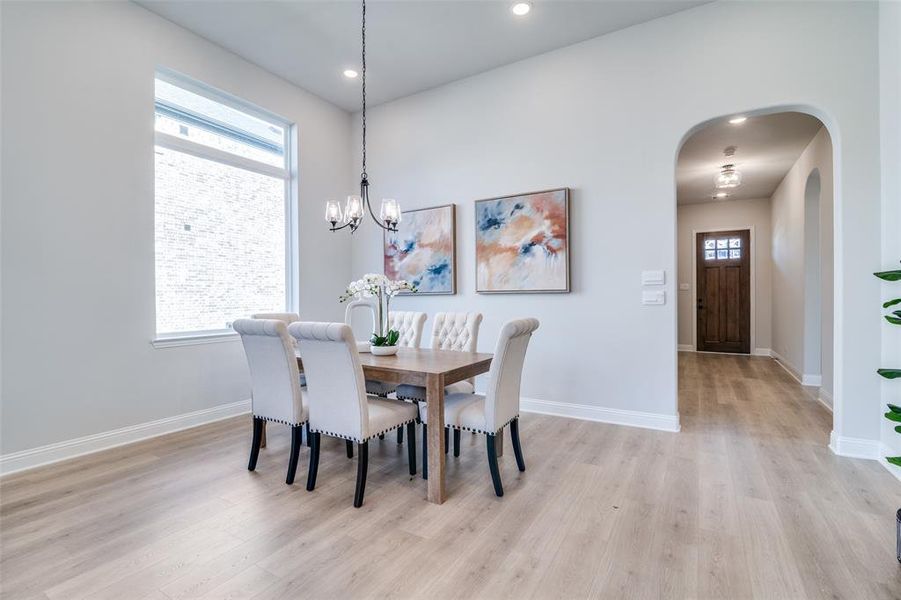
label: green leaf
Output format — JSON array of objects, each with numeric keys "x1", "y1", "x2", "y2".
[
  {"x1": 874, "y1": 270, "x2": 901, "y2": 281},
  {"x1": 888, "y1": 456, "x2": 901, "y2": 467},
  {"x1": 884, "y1": 298, "x2": 901, "y2": 309},
  {"x1": 878, "y1": 368, "x2": 901, "y2": 379},
  {"x1": 370, "y1": 333, "x2": 387, "y2": 346},
  {"x1": 886, "y1": 411, "x2": 901, "y2": 423},
  {"x1": 889, "y1": 404, "x2": 901, "y2": 414},
  {"x1": 885, "y1": 315, "x2": 901, "y2": 325},
  {"x1": 386, "y1": 329, "x2": 399, "y2": 346},
  {"x1": 895, "y1": 425, "x2": 901, "y2": 434}
]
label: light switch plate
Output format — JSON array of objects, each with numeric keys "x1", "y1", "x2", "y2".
[
  {"x1": 642, "y1": 290, "x2": 665, "y2": 305},
  {"x1": 679, "y1": 283, "x2": 690, "y2": 291},
  {"x1": 642, "y1": 270, "x2": 665, "y2": 286}
]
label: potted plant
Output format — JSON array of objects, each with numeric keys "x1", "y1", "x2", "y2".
[
  {"x1": 875, "y1": 262, "x2": 901, "y2": 563},
  {"x1": 340, "y1": 273, "x2": 416, "y2": 356}
]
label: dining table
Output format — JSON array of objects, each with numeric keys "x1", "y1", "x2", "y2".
[{"x1": 294, "y1": 346, "x2": 493, "y2": 504}]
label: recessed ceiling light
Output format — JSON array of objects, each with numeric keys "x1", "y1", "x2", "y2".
[
  {"x1": 715, "y1": 191, "x2": 729, "y2": 199},
  {"x1": 729, "y1": 116, "x2": 747, "y2": 124},
  {"x1": 343, "y1": 69, "x2": 358, "y2": 79},
  {"x1": 511, "y1": 2, "x2": 531, "y2": 16}
]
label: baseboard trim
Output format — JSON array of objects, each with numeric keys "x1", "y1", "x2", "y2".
[
  {"x1": 521, "y1": 397, "x2": 680, "y2": 433},
  {"x1": 770, "y1": 350, "x2": 802, "y2": 384},
  {"x1": 801, "y1": 373, "x2": 822, "y2": 387},
  {"x1": 677, "y1": 344, "x2": 694, "y2": 352},
  {"x1": 829, "y1": 432, "x2": 882, "y2": 460},
  {"x1": 0, "y1": 399, "x2": 251, "y2": 476},
  {"x1": 753, "y1": 348, "x2": 772, "y2": 357},
  {"x1": 817, "y1": 389, "x2": 834, "y2": 412}
]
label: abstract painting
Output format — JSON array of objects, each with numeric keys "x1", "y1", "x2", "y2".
[
  {"x1": 384, "y1": 204, "x2": 456, "y2": 294},
  {"x1": 475, "y1": 188, "x2": 570, "y2": 293}
]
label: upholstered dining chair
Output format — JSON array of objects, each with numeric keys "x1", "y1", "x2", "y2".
[
  {"x1": 396, "y1": 312, "x2": 483, "y2": 455},
  {"x1": 418, "y1": 318, "x2": 539, "y2": 496},
  {"x1": 364, "y1": 310, "x2": 427, "y2": 399},
  {"x1": 233, "y1": 318, "x2": 309, "y2": 485},
  {"x1": 289, "y1": 322, "x2": 419, "y2": 508}
]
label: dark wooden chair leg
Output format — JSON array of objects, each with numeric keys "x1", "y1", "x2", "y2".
[
  {"x1": 397, "y1": 426, "x2": 404, "y2": 444},
  {"x1": 346, "y1": 440, "x2": 354, "y2": 459},
  {"x1": 445, "y1": 427, "x2": 449, "y2": 454},
  {"x1": 406, "y1": 422, "x2": 417, "y2": 476},
  {"x1": 453, "y1": 429, "x2": 461, "y2": 457},
  {"x1": 353, "y1": 441, "x2": 369, "y2": 508},
  {"x1": 306, "y1": 432, "x2": 321, "y2": 491},
  {"x1": 305, "y1": 422, "x2": 311, "y2": 448},
  {"x1": 510, "y1": 417, "x2": 526, "y2": 472},
  {"x1": 286, "y1": 424, "x2": 303, "y2": 484},
  {"x1": 486, "y1": 434, "x2": 504, "y2": 497},
  {"x1": 248, "y1": 417, "x2": 264, "y2": 471},
  {"x1": 422, "y1": 424, "x2": 428, "y2": 480}
]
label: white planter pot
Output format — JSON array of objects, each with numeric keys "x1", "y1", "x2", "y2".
[{"x1": 370, "y1": 345, "x2": 399, "y2": 356}]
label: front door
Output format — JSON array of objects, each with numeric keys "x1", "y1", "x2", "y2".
[{"x1": 696, "y1": 229, "x2": 750, "y2": 354}]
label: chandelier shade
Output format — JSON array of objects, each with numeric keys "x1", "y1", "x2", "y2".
[{"x1": 715, "y1": 164, "x2": 742, "y2": 189}]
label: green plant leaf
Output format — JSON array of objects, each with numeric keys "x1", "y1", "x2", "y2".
[
  {"x1": 874, "y1": 270, "x2": 901, "y2": 281},
  {"x1": 888, "y1": 456, "x2": 901, "y2": 467},
  {"x1": 885, "y1": 298, "x2": 901, "y2": 309},
  {"x1": 885, "y1": 315, "x2": 901, "y2": 325},
  {"x1": 895, "y1": 425, "x2": 901, "y2": 434},
  {"x1": 878, "y1": 368, "x2": 901, "y2": 379},
  {"x1": 370, "y1": 333, "x2": 387, "y2": 346},
  {"x1": 386, "y1": 329, "x2": 399, "y2": 346},
  {"x1": 886, "y1": 411, "x2": 901, "y2": 423},
  {"x1": 889, "y1": 403, "x2": 901, "y2": 414}
]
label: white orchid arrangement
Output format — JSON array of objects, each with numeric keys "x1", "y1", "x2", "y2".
[{"x1": 339, "y1": 273, "x2": 417, "y2": 346}]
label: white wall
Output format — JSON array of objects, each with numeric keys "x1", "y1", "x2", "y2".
[
  {"x1": 676, "y1": 198, "x2": 772, "y2": 353},
  {"x1": 350, "y1": 1, "x2": 882, "y2": 443},
  {"x1": 771, "y1": 127, "x2": 834, "y2": 400},
  {"x1": 880, "y1": 0, "x2": 901, "y2": 462},
  {"x1": 0, "y1": 1, "x2": 352, "y2": 455}
]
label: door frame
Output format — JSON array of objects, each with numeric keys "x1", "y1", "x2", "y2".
[{"x1": 691, "y1": 224, "x2": 757, "y2": 354}]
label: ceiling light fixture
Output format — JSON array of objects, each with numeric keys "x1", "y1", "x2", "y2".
[
  {"x1": 715, "y1": 146, "x2": 742, "y2": 189},
  {"x1": 326, "y1": 0, "x2": 400, "y2": 234},
  {"x1": 729, "y1": 116, "x2": 747, "y2": 124},
  {"x1": 714, "y1": 191, "x2": 729, "y2": 199},
  {"x1": 511, "y1": 2, "x2": 531, "y2": 16},
  {"x1": 343, "y1": 69, "x2": 358, "y2": 78}
]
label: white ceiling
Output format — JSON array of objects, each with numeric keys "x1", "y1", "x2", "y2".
[
  {"x1": 676, "y1": 112, "x2": 824, "y2": 205},
  {"x1": 135, "y1": 0, "x2": 709, "y2": 112}
]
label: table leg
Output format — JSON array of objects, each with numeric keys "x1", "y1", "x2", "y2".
[
  {"x1": 260, "y1": 421, "x2": 267, "y2": 449},
  {"x1": 496, "y1": 427, "x2": 504, "y2": 457},
  {"x1": 426, "y1": 373, "x2": 446, "y2": 504}
]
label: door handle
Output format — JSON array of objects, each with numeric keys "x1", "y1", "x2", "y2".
[{"x1": 697, "y1": 298, "x2": 704, "y2": 311}]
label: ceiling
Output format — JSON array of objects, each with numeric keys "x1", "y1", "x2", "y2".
[
  {"x1": 676, "y1": 112, "x2": 824, "y2": 205},
  {"x1": 135, "y1": 0, "x2": 709, "y2": 111}
]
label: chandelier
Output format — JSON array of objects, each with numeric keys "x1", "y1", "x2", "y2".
[
  {"x1": 325, "y1": 0, "x2": 400, "y2": 234},
  {"x1": 715, "y1": 146, "x2": 742, "y2": 189}
]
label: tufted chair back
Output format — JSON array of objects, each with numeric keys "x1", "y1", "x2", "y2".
[
  {"x1": 251, "y1": 312, "x2": 300, "y2": 324},
  {"x1": 387, "y1": 311, "x2": 427, "y2": 348},
  {"x1": 233, "y1": 319, "x2": 305, "y2": 425},
  {"x1": 431, "y1": 312, "x2": 483, "y2": 385},
  {"x1": 484, "y1": 318, "x2": 540, "y2": 433},
  {"x1": 289, "y1": 322, "x2": 370, "y2": 441}
]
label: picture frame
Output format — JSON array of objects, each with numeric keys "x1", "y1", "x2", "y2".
[{"x1": 383, "y1": 203, "x2": 457, "y2": 295}]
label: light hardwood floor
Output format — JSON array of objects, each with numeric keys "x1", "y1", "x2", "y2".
[{"x1": 2, "y1": 353, "x2": 900, "y2": 599}]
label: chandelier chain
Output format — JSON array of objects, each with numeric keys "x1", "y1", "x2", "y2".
[{"x1": 361, "y1": 0, "x2": 367, "y2": 179}]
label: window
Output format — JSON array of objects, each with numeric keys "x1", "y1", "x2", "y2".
[
  {"x1": 703, "y1": 237, "x2": 741, "y2": 261},
  {"x1": 154, "y1": 71, "x2": 294, "y2": 339}
]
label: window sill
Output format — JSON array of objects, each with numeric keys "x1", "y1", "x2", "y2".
[{"x1": 151, "y1": 331, "x2": 239, "y2": 349}]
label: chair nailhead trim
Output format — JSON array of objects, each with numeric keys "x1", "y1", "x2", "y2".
[
  {"x1": 254, "y1": 415, "x2": 309, "y2": 427},
  {"x1": 311, "y1": 418, "x2": 417, "y2": 443},
  {"x1": 432, "y1": 415, "x2": 519, "y2": 436}
]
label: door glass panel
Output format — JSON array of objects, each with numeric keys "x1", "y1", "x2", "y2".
[
  {"x1": 705, "y1": 250, "x2": 716, "y2": 260},
  {"x1": 716, "y1": 239, "x2": 727, "y2": 249},
  {"x1": 729, "y1": 238, "x2": 741, "y2": 248},
  {"x1": 730, "y1": 249, "x2": 741, "y2": 259},
  {"x1": 704, "y1": 240, "x2": 715, "y2": 250},
  {"x1": 717, "y1": 249, "x2": 728, "y2": 259}
]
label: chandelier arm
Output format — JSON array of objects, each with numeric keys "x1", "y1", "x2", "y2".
[{"x1": 361, "y1": 177, "x2": 396, "y2": 232}]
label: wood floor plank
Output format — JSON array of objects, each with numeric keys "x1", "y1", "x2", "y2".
[{"x1": 2, "y1": 352, "x2": 900, "y2": 599}]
